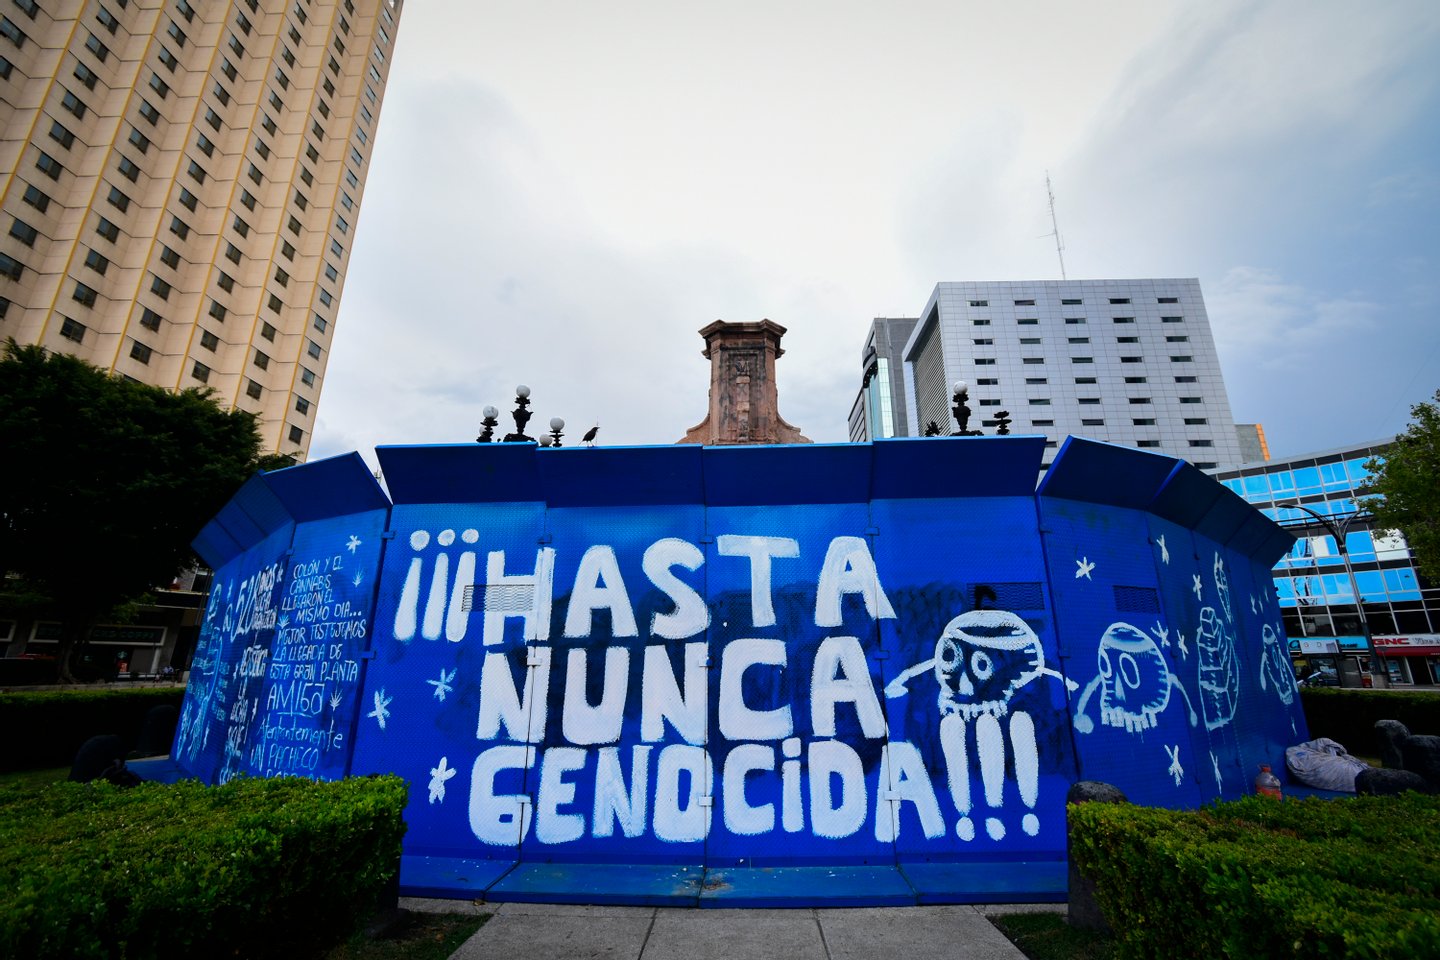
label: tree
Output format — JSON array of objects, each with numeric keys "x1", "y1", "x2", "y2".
[
  {"x1": 0, "y1": 341, "x2": 276, "y2": 681},
  {"x1": 1360, "y1": 389, "x2": 1440, "y2": 583}
]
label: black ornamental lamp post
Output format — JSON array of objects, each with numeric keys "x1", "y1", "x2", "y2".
[
  {"x1": 502, "y1": 385, "x2": 534, "y2": 443},
  {"x1": 476, "y1": 405, "x2": 500, "y2": 443}
]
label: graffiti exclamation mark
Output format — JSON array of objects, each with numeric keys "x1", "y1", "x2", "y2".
[
  {"x1": 394, "y1": 531, "x2": 430, "y2": 641},
  {"x1": 1011, "y1": 711, "x2": 1040, "y2": 836},
  {"x1": 446, "y1": 549, "x2": 475, "y2": 642},
  {"x1": 422, "y1": 552, "x2": 450, "y2": 641},
  {"x1": 975, "y1": 713, "x2": 1006, "y2": 840},
  {"x1": 939, "y1": 713, "x2": 975, "y2": 841}
]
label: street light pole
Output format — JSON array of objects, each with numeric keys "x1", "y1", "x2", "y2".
[{"x1": 1276, "y1": 502, "x2": 1386, "y2": 689}]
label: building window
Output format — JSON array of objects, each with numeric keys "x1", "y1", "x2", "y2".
[
  {"x1": 85, "y1": 32, "x2": 110, "y2": 62},
  {"x1": 1024, "y1": 377, "x2": 1046, "y2": 385},
  {"x1": 107, "y1": 186, "x2": 130, "y2": 211},
  {"x1": 1175, "y1": 375, "x2": 1198, "y2": 383},
  {"x1": 1061, "y1": 298, "x2": 1082, "y2": 305},
  {"x1": 224, "y1": 242, "x2": 240, "y2": 264},
  {"x1": 49, "y1": 121, "x2": 75, "y2": 150},
  {"x1": 150, "y1": 275, "x2": 171, "y2": 299},
  {"x1": 1112, "y1": 316, "x2": 1134, "y2": 324},
  {"x1": 340, "y1": 191, "x2": 353, "y2": 211},
  {"x1": 1067, "y1": 336, "x2": 1089, "y2": 344},
  {"x1": 971, "y1": 318, "x2": 990, "y2": 326},
  {"x1": 1128, "y1": 397, "x2": 1152, "y2": 405},
  {"x1": 1133, "y1": 418, "x2": 1155, "y2": 426},
  {"x1": 217, "y1": 271, "x2": 234, "y2": 292},
  {"x1": 1014, "y1": 299, "x2": 1035, "y2": 306},
  {"x1": 973, "y1": 338, "x2": 992, "y2": 345},
  {"x1": 1166, "y1": 335, "x2": 1189, "y2": 343},
  {"x1": 9, "y1": 219, "x2": 37, "y2": 246},
  {"x1": 204, "y1": 107, "x2": 220, "y2": 130},
  {"x1": 274, "y1": 68, "x2": 289, "y2": 89},
  {"x1": 261, "y1": 113, "x2": 277, "y2": 136},
  {"x1": 1, "y1": 16, "x2": 26, "y2": 47},
  {"x1": 196, "y1": 133, "x2": 215, "y2": 157},
  {"x1": 1064, "y1": 317, "x2": 1085, "y2": 325},
  {"x1": 261, "y1": 321, "x2": 276, "y2": 340},
  {"x1": 324, "y1": 262, "x2": 338, "y2": 281},
  {"x1": 1188, "y1": 439, "x2": 1214, "y2": 448},
  {"x1": 212, "y1": 81, "x2": 230, "y2": 105},
  {"x1": 167, "y1": 19, "x2": 185, "y2": 46},
  {"x1": 1170, "y1": 355, "x2": 1194, "y2": 362},
  {"x1": 149, "y1": 72, "x2": 170, "y2": 98},
  {"x1": 1071, "y1": 356, "x2": 1093, "y2": 363},
  {"x1": 240, "y1": 189, "x2": 256, "y2": 210},
  {"x1": 1183, "y1": 417, "x2": 1208, "y2": 425},
  {"x1": 300, "y1": 366, "x2": 315, "y2": 386},
  {"x1": 1022, "y1": 357, "x2": 1044, "y2": 365},
  {"x1": 233, "y1": 215, "x2": 249, "y2": 237},
  {"x1": 1137, "y1": 440, "x2": 1161, "y2": 448},
  {"x1": 1116, "y1": 336, "x2": 1139, "y2": 344},
  {"x1": 177, "y1": 0, "x2": 195, "y2": 22},
  {"x1": 60, "y1": 317, "x2": 86, "y2": 342},
  {"x1": 84, "y1": 249, "x2": 109, "y2": 274},
  {"x1": 236, "y1": 10, "x2": 252, "y2": 34},
  {"x1": 1193, "y1": 462, "x2": 1217, "y2": 470},
  {"x1": 268, "y1": 90, "x2": 283, "y2": 110},
  {"x1": 1019, "y1": 336, "x2": 1040, "y2": 344},
  {"x1": 221, "y1": 58, "x2": 237, "y2": 81},
  {"x1": 979, "y1": 399, "x2": 1000, "y2": 407},
  {"x1": 318, "y1": 289, "x2": 332, "y2": 307},
  {"x1": 974, "y1": 358, "x2": 996, "y2": 366},
  {"x1": 274, "y1": 267, "x2": 289, "y2": 287},
  {"x1": 139, "y1": 100, "x2": 160, "y2": 124},
  {"x1": 96, "y1": 217, "x2": 120, "y2": 242},
  {"x1": 129, "y1": 341, "x2": 152, "y2": 364},
  {"x1": 191, "y1": 360, "x2": 209, "y2": 382},
  {"x1": 73, "y1": 282, "x2": 98, "y2": 307},
  {"x1": 1162, "y1": 316, "x2": 1184, "y2": 323},
  {"x1": 35, "y1": 151, "x2": 63, "y2": 179},
  {"x1": 306, "y1": 338, "x2": 321, "y2": 359},
  {"x1": 300, "y1": 167, "x2": 314, "y2": 186},
  {"x1": 208, "y1": 300, "x2": 226, "y2": 321},
  {"x1": 187, "y1": 159, "x2": 205, "y2": 183},
  {"x1": 294, "y1": 396, "x2": 310, "y2": 415},
  {"x1": 118, "y1": 156, "x2": 140, "y2": 181},
  {"x1": 1158, "y1": 297, "x2": 1178, "y2": 304},
  {"x1": 253, "y1": 349, "x2": 268, "y2": 370},
  {"x1": 336, "y1": 216, "x2": 349, "y2": 234},
  {"x1": 246, "y1": 380, "x2": 262, "y2": 400},
  {"x1": 287, "y1": 215, "x2": 301, "y2": 235},
  {"x1": 267, "y1": 293, "x2": 282, "y2": 312},
  {"x1": 1075, "y1": 376, "x2": 1097, "y2": 384},
  {"x1": 247, "y1": 163, "x2": 262, "y2": 184},
  {"x1": 288, "y1": 425, "x2": 304, "y2": 444},
  {"x1": 280, "y1": 241, "x2": 295, "y2": 260},
  {"x1": 199, "y1": 329, "x2": 218, "y2": 350},
  {"x1": 1028, "y1": 398, "x2": 1051, "y2": 406},
  {"x1": 1109, "y1": 298, "x2": 1130, "y2": 305},
  {"x1": 1077, "y1": 397, "x2": 1101, "y2": 405},
  {"x1": 1017, "y1": 319, "x2": 1038, "y2": 326},
  {"x1": 0, "y1": 253, "x2": 24, "y2": 281},
  {"x1": 228, "y1": 32, "x2": 243, "y2": 56},
  {"x1": 179, "y1": 188, "x2": 197, "y2": 211},
  {"x1": 139, "y1": 307, "x2": 162, "y2": 331},
  {"x1": 73, "y1": 62, "x2": 98, "y2": 89},
  {"x1": 22, "y1": 185, "x2": 50, "y2": 212},
  {"x1": 1120, "y1": 356, "x2": 1143, "y2": 363},
  {"x1": 1081, "y1": 418, "x2": 1104, "y2": 427},
  {"x1": 254, "y1": 139, "x2": 270, "y2": 159},
  {"x1": 1031, "y1": 419, "x2": 1053, "y2": 427}
]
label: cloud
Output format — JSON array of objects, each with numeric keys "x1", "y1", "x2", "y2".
[{"x1": 1205, "y1": 266, "x2": 1378, "y2": 360}]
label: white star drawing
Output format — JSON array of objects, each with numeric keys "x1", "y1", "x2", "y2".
[
  {"x1": 1192, "y1": 574, "x2": 1204, "y2": 600},
  {"x1": 346, "y1": 535, "x2": 363, "y2": 554},
  {"x1": 368, "y1": 689, "x2": 392, "y2": 730},
  {"x1": 1176, "y1": 630, "x2": 1189, "y2": 659},
  {"x1": 352, "y1": 572, "x2": 363, "y2": 588},
  {"x1": 428, "y1": 756, "x2": 457, "y2": 804},
  {"x1": 1075, "y1": 557, "x2": 1096, "y2": 580},
  {"x1": 427, "y1": 668, "x2": 456, "y2": 703},
  {"x1": 1165, "y1": 745, "x2": 1184, "y2": 787},
  {"x1": 1211, "y1": 751, "x2": 1223, "y2": 793},
  {"x1": 1157, "y1": 534, "x2": 1170, "y2": 565},
  {"x1": 1152, "y1": 622, "x2": 1170, "y2": 648}
]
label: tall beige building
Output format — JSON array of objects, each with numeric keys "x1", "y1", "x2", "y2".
[{"x1": 1, "y1": 0, "x2": 401, "y2": 459}]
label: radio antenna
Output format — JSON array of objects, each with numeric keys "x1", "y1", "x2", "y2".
[{"x1": 1045, "y1": 172, "x2": 1067, "y2": 280}]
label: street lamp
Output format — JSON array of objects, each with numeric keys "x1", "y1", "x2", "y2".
[
  {"x1": 502, "y1": 385, "x2": 534, "y2": 443},
  {"x1": 1274, "y1": 501, "x2": 1386, "y2": 688}
]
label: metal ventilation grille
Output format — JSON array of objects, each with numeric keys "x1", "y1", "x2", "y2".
[{"x1": 1113, "y1": 585, "x2": 1160, "y2": 613}]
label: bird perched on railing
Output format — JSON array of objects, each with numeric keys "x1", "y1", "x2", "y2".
[{"x1": 581, "y1": 424, "x2": 599, "y2": 447}]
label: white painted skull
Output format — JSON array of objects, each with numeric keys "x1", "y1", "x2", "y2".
[
  {"x1": 1094, "y1": 623, "x2": 1173, "y2": 732},
  {"x1": 932, "y1": 610, "x2": 1045, "y2": 720}
]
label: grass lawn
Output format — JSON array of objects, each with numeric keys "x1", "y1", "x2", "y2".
[
  {"x1": 325, "y1": 911, "x2": 487, "y2": 960},
  {"x1": 991, "y1": 912, "x2": 1116, "y2": 960},
  {"x1": 0, "y1": 766, "x2": 68, "y2": 789}
]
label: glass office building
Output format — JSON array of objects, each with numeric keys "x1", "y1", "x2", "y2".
[{"x1": 1218, "y1": 440, "x2": 1440, "y2": 687}]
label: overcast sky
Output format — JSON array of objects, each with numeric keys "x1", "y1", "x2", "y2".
[{"x1": 311, "y1": 0, "x2": 1440, "y2": 468}]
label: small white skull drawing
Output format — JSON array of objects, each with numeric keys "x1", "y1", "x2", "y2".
[
  {"x1": 886, "y1": 609, "x2": 1077, "y2": 843},
  {"x1": 1073, "y1": 622, "x2": 1197, "y2": 735},
  {"x1": 1258, "y1": 623, "x2": 1297, "y2": 706}
]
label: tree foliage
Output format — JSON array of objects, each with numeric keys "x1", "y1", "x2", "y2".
[
  {"x1": 1361, "y1": 389, "x2": 1440, "y2": 583},
  {"x1": 0, "y1": 341, "x2": 268, "y2": 677}
]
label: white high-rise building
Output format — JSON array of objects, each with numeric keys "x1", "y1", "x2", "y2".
[{"x1": 899, "y1": 279, "x2": 1244, "y2": 472}]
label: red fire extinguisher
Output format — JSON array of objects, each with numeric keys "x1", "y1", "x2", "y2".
[{"x1": 1255, "y1": 764, "x2": 1282, "y2": 799}]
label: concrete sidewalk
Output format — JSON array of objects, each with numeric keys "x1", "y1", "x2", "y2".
[{"x1": 402, "y1": 898, "x2": 1055, "y2": 960}]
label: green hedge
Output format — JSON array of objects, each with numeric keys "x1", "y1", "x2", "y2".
[
  {"x1": 1069, "y1": 793, "x2": 1440, "y2": 959},
  {"x1": 0, "y1": 688, "x2": 184, "y2": 772},
  {"x1": 1302, "y1": 688, "x2": 1440, "y2": 754},
  {"x1": 0, "y1": 775, "x2": 407, "y2": 959}
]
